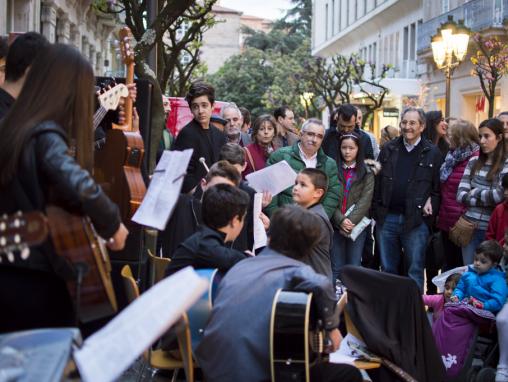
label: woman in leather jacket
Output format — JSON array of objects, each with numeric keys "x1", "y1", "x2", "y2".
[{"x1": 0, "y1": 44, "x2": 128, "y2": 333}]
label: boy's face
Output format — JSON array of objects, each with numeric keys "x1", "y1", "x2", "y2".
[
  {"x1": 292, "y1": 173, "x2": 323, "y2": 207},
  {"x1": 190, "y1": 95, "x2": 213, "y2": 127},
  {"x1": 473, "y1": 253, "x2": 495, "y2": 275}
]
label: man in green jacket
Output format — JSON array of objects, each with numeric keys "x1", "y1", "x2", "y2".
[{"x1": 265, "y1": 118, "x2": 340, "y2": 218}]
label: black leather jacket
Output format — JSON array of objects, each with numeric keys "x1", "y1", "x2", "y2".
[
  {"x1": 373, "y1": 136, "x2": 442, "y2": 231},
  {"x1": 0, "y1": 121, "x2": 121, "y2": 272}
]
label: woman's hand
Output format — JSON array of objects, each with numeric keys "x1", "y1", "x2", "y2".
[
  {"x1": 327, "y1": 328, "x2": 343, "y2": 352},
  {"x1": 107, "y1": 223, "x2": 129, "y2": 251}
]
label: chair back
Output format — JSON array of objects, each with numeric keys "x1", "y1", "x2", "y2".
[
  {"x1": 121, "y1": 265, "x2": 140, "y2": 303},
  {"x1": 147, "y1": 249, "x2": 171, "y2": 285}
]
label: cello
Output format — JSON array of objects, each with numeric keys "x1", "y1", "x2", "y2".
[{"x1": 94, "y1": 27, "x2": 146, "y2": 222}]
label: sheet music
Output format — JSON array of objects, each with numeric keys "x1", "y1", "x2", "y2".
[
  {"x1": 245, "y1": 160, "x2": 297, "y2": 196},
  {"x1": 131, "y1": 149, "x2": 193, "y2": 230},
  {"x1": 329, "y1": 333, "x2": 363, "y2": 365},
  {"x1": 253, "y1": 193, "x2": 268, "y2": 250},
  {"x1": 74, "y1": 267, "x2": 208, "y2": 382}
]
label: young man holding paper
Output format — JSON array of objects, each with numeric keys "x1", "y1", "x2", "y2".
[{"x1": 264, "y1": 118, "x2": 339, "y2": 218}]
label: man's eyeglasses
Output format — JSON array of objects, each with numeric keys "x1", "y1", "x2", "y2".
[{"x1": 400, "y1": 120, "x2": 420, "y2": 127}]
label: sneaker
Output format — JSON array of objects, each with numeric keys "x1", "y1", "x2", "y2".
[{"x1": 496, "y1": 366, "x2": 508, "y2": 382}]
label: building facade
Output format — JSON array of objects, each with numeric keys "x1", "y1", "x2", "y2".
[
  {"x1": 312, "y1": 0, "x2": 423, "y2": 136},
  {"x1": 0, "y1": 0, "x2": 120, "y2": 76},
  {"x1": 418, "y1": 0, "x2": 508, "y2": 124}
]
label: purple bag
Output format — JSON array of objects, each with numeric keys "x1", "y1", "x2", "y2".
[{"x1": 432, "y1": 302, "x2": 495, "y2": 378}]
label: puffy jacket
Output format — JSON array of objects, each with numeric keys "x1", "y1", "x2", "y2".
[
  {"x1": 0, "y1": 121, "x2": 121, "y2": 273},
  {"x1": 332, "y1": 159, "x2": 380, "y2": 229},
  {"x1": 452, "y1": 265, "x2": 507, "y2": 313},
  {"x1": 437, "y1": 151, "x2": 479, "y2": 232},
  {"x1": 265, "y1": 143, "x2": 340, "y2": 218},
  {"x1": 373, "y1": 137, "x2": 443, "y2": 231}
]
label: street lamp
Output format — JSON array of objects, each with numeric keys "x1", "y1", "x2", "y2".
[{"x1": 431, "y1": 16, "x2": 470, "y2": 118}]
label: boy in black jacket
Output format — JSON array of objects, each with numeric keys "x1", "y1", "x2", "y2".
[{"x1": 165, "y1": 183, "x2": 250, "y2": 277}]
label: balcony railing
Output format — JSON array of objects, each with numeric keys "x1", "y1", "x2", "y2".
[{"x1": 417, "y1": 0, "x2": 508, "y2": 52}]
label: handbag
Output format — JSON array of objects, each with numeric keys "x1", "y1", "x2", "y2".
[{"x1": 449, "y1": 215, "x2": 477, "y2": 247}]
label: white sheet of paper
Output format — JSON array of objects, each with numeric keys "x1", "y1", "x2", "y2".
[
  {"x1": 74, "y1": 267, "x2": 208, "y2": 382},
  {"x1": 245, "y1": 160, "x2": 297, "y2": 196},
  {"x1": 131, "y1": 149, "x2": 193, "y2": 230},
  {"x1": 253, "y1": 193, "x2": 268, "y2": 250},
  {"x1": 329, "y1": 333, "x2": 365, "y2": 365}
]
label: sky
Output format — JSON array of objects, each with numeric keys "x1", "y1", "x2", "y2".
[{"x1": 219, "y1": 0, "x2": 292, "y2": 20}]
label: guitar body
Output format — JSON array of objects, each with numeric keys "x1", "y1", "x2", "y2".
[
  {"x1": 187, "y1": 268, "x2": 222, "y2": 352},
  {"x1": 94, "y1": 127, "x2": 146, "y2": 222},
  {"x1": 46, "y1": 206, "x2": 117, "y2": 323},
  {"x1": 271, "y1": 290, "x2": 325, "y2": 382}
]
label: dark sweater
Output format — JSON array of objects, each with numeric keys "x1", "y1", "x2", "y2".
[
  {"x1": 389, "y1": 140, "x2": 420, "y2": 214},
  {"x1": 165, "y1": 226, "x2": 248, "y2": 277}
]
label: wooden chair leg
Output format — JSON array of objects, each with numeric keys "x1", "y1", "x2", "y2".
[{"x1": 175, "y1": 315, "x2": 194, "y2": 382}]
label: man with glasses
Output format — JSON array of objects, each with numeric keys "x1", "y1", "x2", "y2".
[
  {"x1": 322, "y1": 103, "x2": 375, "y2": 163},
  {"x1": 372, "y1": 107, "x2": 442, "y2": 291},
  {"x1": 265, "y1": 118, "x2": 340, "y2": 218}
]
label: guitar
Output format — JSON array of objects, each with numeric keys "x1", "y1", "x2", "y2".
[
  {"x1": 0, "y1": 211, "x2": 48, "y2": 263},
  {"x1": 186, "y1": 268, "x2": 222, "y2": 352},
  {"x1": 0, "y1": 209, "x2": 118, "y2": 323},
  {"x1": 94, "y1": 27, "x2": 146, "y2": 222},
  {"x1": 270, "y1": 290, "x2": 331, "y2": 382}
]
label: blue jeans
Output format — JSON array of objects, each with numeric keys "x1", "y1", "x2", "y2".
[
  {"x1": 461, "y1": 228, "x2": 486, "y2": 265},
  {"x1": 331, "y1": 228, "x2": 368, "y2": 282},
  {"x1": 376, "y1": 213, "x2": 429, "y2": 292}
]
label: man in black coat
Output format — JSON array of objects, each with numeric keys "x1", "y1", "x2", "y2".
[
  {"x1": 322, "y1": 103, "x2": 375, "y2": 161},
  {"x1": 172, "y1": 82, "x2": 227, "y2": 193}
]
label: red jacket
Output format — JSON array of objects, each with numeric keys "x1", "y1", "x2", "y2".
[
  {"x1": 486, "y1": 201, "x2": 508, "y2": 245},
  {"x1": 242, "y1": 143, "x2": 273, "y2": 177},
  {"x1": 437, "y1": 153, "x2": 478, "y2": 232}
]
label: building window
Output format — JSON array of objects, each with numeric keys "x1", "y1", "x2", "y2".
[
  {"x1": 441, "y1": 0, "x2": 450, "y2": 13},
  {"x1": 355, "y1": 0, "x2": 358, "y2": 20},
  {"x1": 373, "y1": 42, "x2": 377, "y2": 65},
  {"x1": 403, "y1": 26, "x2": 409, "y2": 61},
  {"x1": 346, "y1": 0, "x2": 350, "y2": 26},
  {"x1": 410, "y1": 22, "x2": 416, "y2": 60},
  {"x1": 338, "y1": 0, "x2": 342, "y2": 31}
]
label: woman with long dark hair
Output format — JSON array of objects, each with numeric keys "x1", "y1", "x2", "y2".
[
  {"x1": 457, "y1": 118, "x2": 508, "y2": 265},
  {"x1": 0, "y1": 44, "x2": 128, "y2": 332},
  {"x1": 424, "y1": 110, "x2": 449, "y2": 157},
  {"x1": 242, "y1": 114, "x2": 277, "y2": 177}
]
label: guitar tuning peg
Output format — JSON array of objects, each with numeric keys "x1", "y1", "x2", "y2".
[
  {"x1": 0, "y1": 236, "x2": 6, "y2": 246},
  {"x1": 20, "y1": 246, "x2": 30, "y2": 260},
  {"x1": 13, "y1": 219, "x2": 20, "y2": 228},
  {"x1": 7, "y1": 251, "x2": 14, "y2": 263},
  {"x1": 0, "y1": 222, "x2": 5, "y2": 231},
  {"x1": 16, "y1": 211, "x2": 22, "y2": 216},
  {"x1": 14, "y1": 234, "x2": 20, "y2": 244}
]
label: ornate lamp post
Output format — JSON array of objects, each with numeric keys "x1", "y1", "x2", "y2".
[{"x1": 431, "y1": 16, "x2": 470, "y2": 118}]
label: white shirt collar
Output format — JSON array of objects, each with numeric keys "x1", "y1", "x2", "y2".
[
  {"x1": 403, "y1": 136, "x2": 421, "y2": 152},
  {"x1": 298, "y1": 143, "x2": 318, "y2": 168}
]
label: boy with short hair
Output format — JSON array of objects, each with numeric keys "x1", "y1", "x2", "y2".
[
  {"x1": 159, "y1": 160, "x2": 241, "y2": 258},
  {"x1": 450, "y1": 240, "x2": 507, "y2": 313},
  {"x1": 487, "y1": 174, "x2": 508, "y2": 245},
  {"x1": 165, "y1": 183, "x2": 250, "y2": 277},
  {"x1": 292, "y1": 168, "x2": 333, "y2": 280}
]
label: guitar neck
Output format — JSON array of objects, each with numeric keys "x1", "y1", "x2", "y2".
[
  {"x1": 124, "y1": 63, "x2": 134, "y2": 130},
  {"x1": 93, "y1": 106, "x2": 108, "y2": 131}
]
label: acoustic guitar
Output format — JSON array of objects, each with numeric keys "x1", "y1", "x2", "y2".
[
  {"x1": 270, "y1": 289, "x2": 331, "y2": 382},
  {"x1": 0, "y1": 208, "x2": 118, "y2": 323},
  {"x1": 94, "y1": 27, "x2": 146, "y2": 222}
]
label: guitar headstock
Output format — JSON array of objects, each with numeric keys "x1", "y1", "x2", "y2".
[
  {"x1": 97, "y1": 83, "x2": 129, "y2": 111},
  {"x1": 0, "y1": 211, "x2": 48, "y2": 263},
  {"x1": 119, "y1": 27, "x2": 135, "y2": 66}
]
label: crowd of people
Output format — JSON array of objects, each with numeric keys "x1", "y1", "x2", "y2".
[{"x1": 1, "y1": 31, "x2": 508, "y2": 381}]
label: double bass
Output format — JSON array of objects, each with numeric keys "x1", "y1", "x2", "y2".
[{"x1": 94, "y1": 27, "x2": 146, "y2": 222}]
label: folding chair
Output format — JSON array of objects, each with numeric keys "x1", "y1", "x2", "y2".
[
  {"x1": 121, "y1": 265, "x2": 194, "y2": 382},
  {"x1": 147, "y1": 249, "x2": 171, "y2": 285}
]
